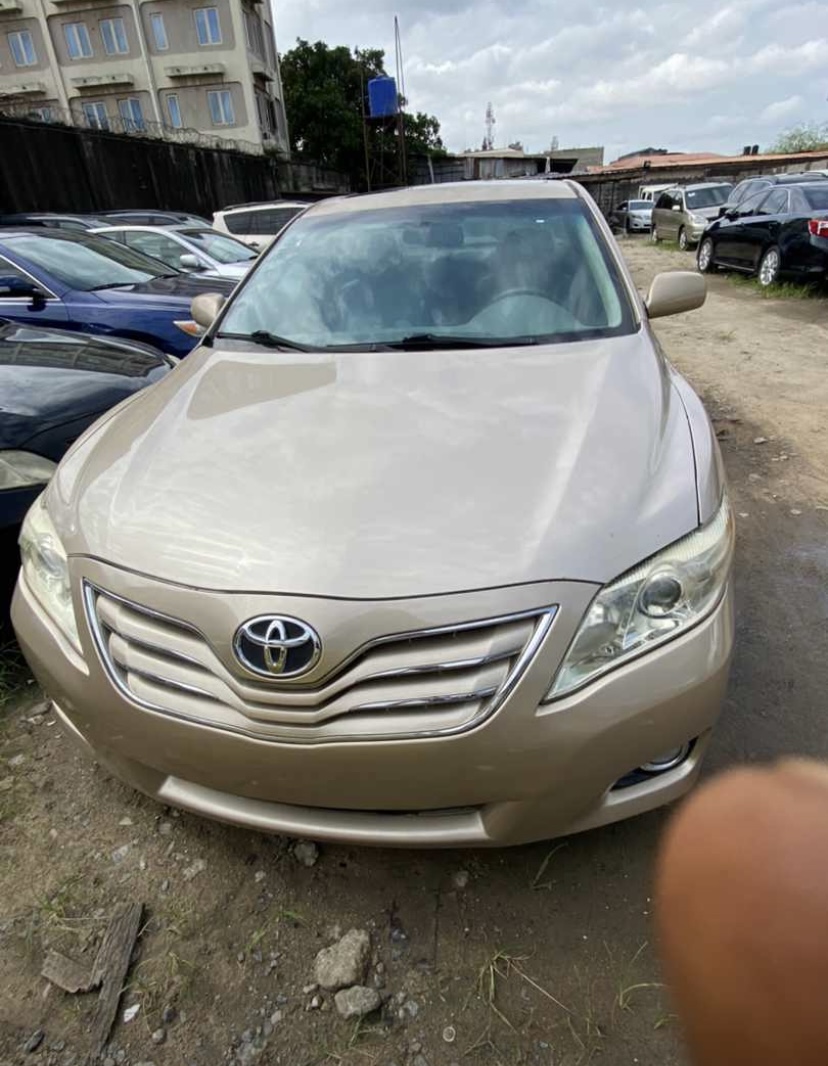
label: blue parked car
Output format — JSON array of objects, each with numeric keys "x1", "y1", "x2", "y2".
[{"x1": 0, "y1": 229, "x2": 235, "y2": 357}]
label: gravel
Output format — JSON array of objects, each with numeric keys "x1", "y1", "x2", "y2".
[
  {"x1": 23, "y1": 1030, "x2": 45, "y2": 1053},
  {"x1": 314, "y1": 928, "x2": 371, "y2": 991},
  {"x1": 293, "y1": 840, "x2": 319, "y2": 867},
  {"x1": 334, "y1": 985, "x2": 382, "y2": 1019}
]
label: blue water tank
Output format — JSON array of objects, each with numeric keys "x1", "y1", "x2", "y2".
[{"x1": 368, "y1": 76, "x2": 398, "y2": 119}]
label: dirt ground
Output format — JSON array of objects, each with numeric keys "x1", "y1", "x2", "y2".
[{"x1": 2, "y1": 240, "x2": 827, "y2": 1066}]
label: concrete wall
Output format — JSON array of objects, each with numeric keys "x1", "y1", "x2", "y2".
[
  {"x1": 139, "y1": 0, "x2": 236, "y2": 56},
  {"x1": 158, "y1": 80, "x2": 246, "y2": 130}
]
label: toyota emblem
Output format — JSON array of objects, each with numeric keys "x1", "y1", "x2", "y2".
[{"x1": 233, "y1": 615, "x2": 322, "y2": 679}]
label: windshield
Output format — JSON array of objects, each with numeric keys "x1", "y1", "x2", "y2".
[
  {"x1": 2, "y1": 233, "x2": 175, "y2": 290},
  {"x1": 219, "y1": 199, "x2": 635, "y2": 349},
  {"x1": 181, "y1": 229, "x2": 257, "y2": 263},
  {"x1": 629, "y1": 201, "x2": 651, "y2": 211},
  {"x1": 685, "y1": 185, "x2": 732, "y2": 209},
  {"x1": 803, "y1": 186, "x2": 828, "y2": 210}
]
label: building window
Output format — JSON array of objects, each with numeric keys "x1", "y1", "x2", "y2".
[
  {"x1": 166, "y1": 93, "x2": 183, "y2": 129},
  {"x1": 31, "y1": 105, "x2": 53, "y2": 122},
  {"x1": 207, "y1": 88, "x2": 234, "y2": 126},
  {"x1": 100, "y1": 17, "x2": 128, "y2": 56},
  {"x1": 194, "y1": 7, "x2": 221, "y2": 46},
  {"x1": 8, "y1": 30, "x2": 37, "y2": 67},
  {"x1": 244, "y1": 10, "x2": 263, "y2": 57},
  {"x1": 150, "y1": 12, "x2": 168, "y2": 50},
  {"x1": 82, "y1": 101, "x2": 108, "y2": 129},
  {"x1": 118, "y1": 97, "x2": 145, "y2": 132},
  {"x1": 63, "y1": 22, "x2": 93, "y2": 59}
]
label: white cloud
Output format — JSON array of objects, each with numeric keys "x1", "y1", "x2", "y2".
[{"x1": 272, "y1": 0, "x2": 828, "y2": 158}]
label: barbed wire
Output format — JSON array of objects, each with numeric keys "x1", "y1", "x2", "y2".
[{"x1": 0, "y1": 100, "x2": 269, "y2": 156}]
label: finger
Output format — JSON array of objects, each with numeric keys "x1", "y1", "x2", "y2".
[{"x1": 656, "y1": 763, "x2": 828, "y2": 1066}]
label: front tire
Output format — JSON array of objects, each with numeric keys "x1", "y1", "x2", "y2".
[
  {"x1": 678, "y1": 227, "x2": 689, "y2": 251},
  {"x1": 697, "y1": 237, "x2": 717, "y2": 274},
  {"x1": 758, "y1": 246, "x2": 781, "y2": 287},
  {"x1": 651, "y1": 226, "x2": 660, "y2": 244}
]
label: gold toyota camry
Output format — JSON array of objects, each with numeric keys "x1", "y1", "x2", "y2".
[{"x1": 12, "y1": 182, "x2": 734, "y2": 847}]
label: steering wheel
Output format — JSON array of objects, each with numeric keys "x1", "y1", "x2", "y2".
[{"x1": 487, "y1": 287, "x2": 557, "y2": 304}]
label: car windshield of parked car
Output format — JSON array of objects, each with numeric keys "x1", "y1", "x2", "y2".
[
  {"x1": 629, "y1": 201, "x2": 651, "y2": 211},
  {"x1": 1, "y1": 233, "x2": 176, "y2": 290},
  {"x1": 685, "y1": 186, "x2": 732, "y2": 209},
  {"x1": 802, "y1": 186, "x2": 828, "y2": 210},
  {"x1": 218, "y1": 199, "x2": 635, "y2": 350},
  {"x1": 181, "y1": 229, "x2": 256, "y2": 263}
]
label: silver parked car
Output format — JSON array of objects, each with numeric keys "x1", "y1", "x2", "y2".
[
  {"x1": 651, "y1": 183, "x2": 733, "y2": 250},
  {"x1": 609, "y1": 199, "x2": 653, "y2": 234},
  {"x1": 13, "y1": 181, "x2": 734, "y2": 848},
  {"x1": 92, "y1": 225, "x2": 257, "y2": 281}
]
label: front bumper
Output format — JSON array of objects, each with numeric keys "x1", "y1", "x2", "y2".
[
  {"x1": 628, "y1": 216, "x2": 652, "y2": 231},
  {"x1": 13, "y1": 563, "x2": 734, "y2": 847}
]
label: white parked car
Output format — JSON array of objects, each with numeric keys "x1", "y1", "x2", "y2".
[
  {"x1": 212, "y1": 201, "x2": 308, "y2": 251},
  {"x1": 92, "y1": 225, "x2": 257, "y2": 281}
]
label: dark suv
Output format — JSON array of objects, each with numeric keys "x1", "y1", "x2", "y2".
[{"x1": 720, "y1": 173, "x2": 828, "y2": 217}]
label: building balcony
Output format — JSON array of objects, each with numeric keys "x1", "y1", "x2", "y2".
[
  {"x1": 164, "y1": 62, "x2": 225, "y2": 79},
  {"x1": 70, "y1": 71, "x2": 134, "y2": 89},
  {"x1": 0, "y1": 0, "x2": 24, "y2": 15},
  {"x1": 0, "y1": 79, "x2": 47, "y2": 97}
]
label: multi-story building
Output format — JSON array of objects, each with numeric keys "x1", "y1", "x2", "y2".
[{"x1": 0, "y1": 0, "x2": 289, "y2": 154}]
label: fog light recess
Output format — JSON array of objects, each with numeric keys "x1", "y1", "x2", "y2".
[{"x1": 640, "y1": 744, "x2": 692, "y2": 774}]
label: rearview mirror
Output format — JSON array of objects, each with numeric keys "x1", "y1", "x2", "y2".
[
  {"x1": 191, "y1": 292, "x2": 226, "y2": 329},
  {"x1": 645, "y1": 271, "x2": 706, "y2": 320},
  {"x1": 0, "y1": 274, "x2": 43, "y2": 300},
  {"x1": 179, "y1": 253, "x2": 201, "y2": 270}
]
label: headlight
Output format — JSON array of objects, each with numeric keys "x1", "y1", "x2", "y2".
[
  {"x1": 546, "y1": 496, "x2": 733, "y2": 701},
  {"x1": 19, "y1": 493, "x2": 79, "y2": 649},
  {"x1": 0, "y1": 450, "x2": 56, "y2": 491},
  {"x1": 690, "y1": 214, "x2": 707, "y2": 227}
]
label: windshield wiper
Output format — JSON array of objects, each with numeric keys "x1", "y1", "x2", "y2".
[
  {"x1": 385, "y1": 333, "x2": 541, "y2": 350},
  {"x1": 215, "y1": 330, "x2": 314, "y2": 352}
]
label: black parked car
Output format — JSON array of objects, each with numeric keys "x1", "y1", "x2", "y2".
[
  {"x1": 718, "y1": 172, "x2": 828, "y2": 218},
  {"x1": 697, "y1": 182, "x2": 828, "y2": 286},
  {"x1": 0, "y1": 319, "x2": 171, "y2": 617}
]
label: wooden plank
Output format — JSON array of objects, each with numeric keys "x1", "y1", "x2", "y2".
[
  {"x1": 85, "y1": 902, "x2": 143, "y2": 1065},
  {"x1": 41, "y1": 950, "x2": 95, "y2": 994}
]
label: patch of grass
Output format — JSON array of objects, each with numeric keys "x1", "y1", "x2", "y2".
[
  {"x1": 651, "y1": 239, "x2": 685, "y2": 253},
  {"x1": 729, "y1": 274, "x2": 821, "y2": 300},
  {"x1": 0, "y1": 642, "x2": 30, "y2": 711},
  {"x1": 129, "y1": 949, "x2": 194, "y2": 1018}
]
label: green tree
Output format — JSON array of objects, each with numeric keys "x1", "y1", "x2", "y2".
[
  {"x1": 281, "y1": 39, "x2": 445, "y2": 189},
  {"x1": 768, "y1": 122, "x2": 828, "y2": 154}
]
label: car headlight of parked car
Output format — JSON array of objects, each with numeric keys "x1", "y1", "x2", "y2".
[
  {"x1": 0, "y1": 451, "x2": 56, "y2": 491},
  {"x1": 19, "y1": 493, "x2": 79, "y2": 649},
  {"x1": 546, "y1": 495, "x2": 733, "y2": 701},
  {"x1": 690, "y1": 214, "x2": 708, "y2": 228}
]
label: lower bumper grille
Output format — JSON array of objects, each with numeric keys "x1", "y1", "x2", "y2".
[{"x1": 83, "y1": 582, "x2": 556, "y2": 744}]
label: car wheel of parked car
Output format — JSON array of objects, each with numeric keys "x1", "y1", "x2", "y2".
[
  {"x1": 758, "y1": 246, "x2": 782, "y2": 288},
  {"x1": 697, "y1": 238, "x2": 717, "y2": 274},
  {"x1": 678, "y1": 227, "x2": 689, "y2": 252}
]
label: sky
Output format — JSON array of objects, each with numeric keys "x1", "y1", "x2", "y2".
[{"x1": 271, "y1": 0, "x2": 828, "y2": 162}]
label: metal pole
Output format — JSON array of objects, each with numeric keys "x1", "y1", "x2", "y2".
[{"x1": 360, "y1": 59, "x2": 371, "y2": 192}]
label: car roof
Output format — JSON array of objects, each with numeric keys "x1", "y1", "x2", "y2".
[
  {"x1": 675, "y1": 182, "x2": 732, "y2": 192},
  {"x1": 304, "y1": 181, "x2": 580, "y2": 219},
  {"x1": 217, "y1": 201, "x2": 310, "y2": 214},
  {"x1": 92, "y1": 224, "x2": 194, "y2": 234}
]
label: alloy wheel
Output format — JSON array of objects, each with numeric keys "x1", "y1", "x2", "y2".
[
  {"x1": 678, "y1": 228, "x2": 688, "y2": 251},
  {"x1": 758, "y1": 247, "x2": 781, "y2": 287},
  {"x1": 698, "y1": 239, "x2": 714, "y2": 273}
]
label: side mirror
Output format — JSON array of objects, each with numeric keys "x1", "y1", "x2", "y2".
[
  {"x1": 645, "y1": 271, "x2": 706, "y2": 320},
  {"x1": 724, "y1": 208, "x2": 738, "y2": 221},
  {"x1": 191, "y1": 292, "x2": 226, "y2": 329},
  {"x1": 0, "y1": 274, "x2": 43, "y2": 300},
  {"x1": 179, "y1": 253, "x2": 201, "y2": 270}
]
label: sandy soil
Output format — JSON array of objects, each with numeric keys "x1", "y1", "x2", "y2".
[{"x1": 1, "y1": 240, "x2": 827, "y2": 1066}]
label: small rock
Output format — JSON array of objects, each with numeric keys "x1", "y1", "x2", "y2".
[
  {"x1": 49, "y1": 828, "x2": 58, "y2": 841},
  {"x1": 182, "y1": 858, "x2": 206, "y2": 881},
  {"x1": 738, "y1": 513, "x2": 750, "y2": 519},
  {"x1": 151, "y1": 1028, "x2": 166, "y2": 1045},
  {"x1": 412, "y1": 1056, "x2": 430, "y2": 1066},
  {"x1": 160, "y1": 879, "x2": 170, "y2": 893},
  {"x1": 753, "y1": 436, "x2": 768, "y2": 445},
  {"x1": 791, "y1": 509, "x2": 803, "y2": 516},
  {"x1": 158, "y1": 821, "x2": 173, "y2": 836},
  {"x1": 103, "y1": 1058, "x2": 116, "y2": 1066},
  {"x1": 314, "y1": 929, "x2": 371, "y2": 991},
  {"x1": 334, "y1": 985, "x2": 382, "y2": 1019},
  {"x1": 270, "y1": 1010, "x2": 282, "y2": 1026},
  {"x1": 404, "y1": 999, "x2": 419, "y2": 1018},
  {"x1": 452, "y1": 870, "x2": 470, "y2": 890},
  {"x1": 308, "y1": 995, "x2": 322, "y2": 1011},
  {"x1": 748, "y1": 473, "x2": 762, "y2": 482},
  {"x1": 161, "y1": 1006, "x2": 177, "y2": 1025},
  {"x1": 390, "y1": 926, "x2": 407, "y2": 943},
  {"x1": 375, "y1": 961, "x2": 385, "y2": 975},
  {"x1": 123, "y1": 1003, "x2": 140, "y2": 1023},
  {"x1": 119, "y1": 817, "x2": 134, "y2": 827},
  {"x1": 254, "y1": 871, "x2": 266, "y2": 883},
  {"x1": 237, "y1": 952, "x2": 246, "y2": 964},
  {"x1": 443, "y1": 1025, "x2": 457, "y2": 1043},
  {"x1": 111, "y1": 844, "x2": 130, "y2": 865},
  {"x1": 8, "y1": 754, "x2": 25, "y2": 769},
  {"x1": 293, "y1": 840, "x2": 319, "y2": 867},
  {"x1": 302, "y1": 983, "x2": 318, "y2": 995},
  {"x1": 23, "y1": 1030, "x2": 45, "y2": 1053}
]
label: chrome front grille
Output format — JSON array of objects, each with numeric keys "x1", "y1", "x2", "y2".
[{"x1": 84, "y1": 582, "x2": 556, "y2": 743}]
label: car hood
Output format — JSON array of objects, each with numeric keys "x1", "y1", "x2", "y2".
[
  {"x1": 630, "y1": 207, "x2": 653, "y2": 217},
  {"x1": 690, "y1": 205, "x2": 725, "y2": 221},
  {"x1": 0, "y1": 319, "x2": 168, "y2": 453},
  {"x1": 53, "y1": 333, "x2": 700, "y2": 597},
  {"x1": 93, "y1": 274, "x2": 236, "y2": 307}
]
